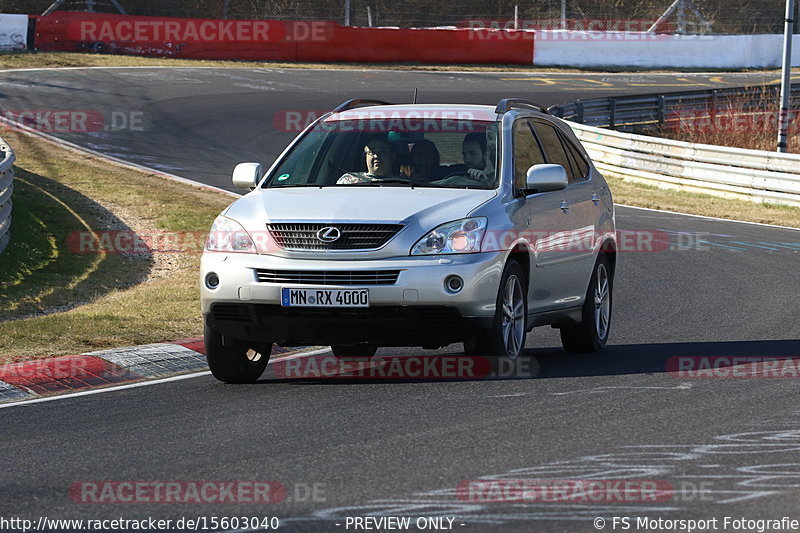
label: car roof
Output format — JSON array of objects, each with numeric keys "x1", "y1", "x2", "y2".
[{"x1": 327, "y1": 104, "x2": 501, "y2": 123}]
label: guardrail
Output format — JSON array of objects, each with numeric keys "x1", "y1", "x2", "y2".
[
  {"x1": 551, "y1": 84, "x2": 800, "y2": 131},
  {"x1": 550, "y1": 84, "x2": 800, "y2": 207},
  {"x1": 567, "y1": 121, "x2": 800, "y2": 207},
  {"x1": 0, "y1": 137, "x2": 16, "y2": 255}
]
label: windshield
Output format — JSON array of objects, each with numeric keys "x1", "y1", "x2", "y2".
[{"x1": 264, "y1": 115, "x2": 500, "y2": 189}]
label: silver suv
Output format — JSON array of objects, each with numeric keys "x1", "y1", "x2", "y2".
[{"x1": 200, "y1": 99, "x2": 617, "y2": 383}]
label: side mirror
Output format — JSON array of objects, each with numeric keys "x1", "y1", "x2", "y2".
[
  {"x1": 231, "y1": 162, "x2": 263, "y2": 190},
  {"x1": 525, "y1": 164, "x2": 568, "y2": 193}
]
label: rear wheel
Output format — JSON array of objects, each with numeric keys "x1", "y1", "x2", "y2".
[
  {"x1": 560, "y1": 255, "x2": 612, "y2": 353},
  {"x1": 331, "y1": 344, "x2": 378, "y2": 359},
  {"x1": 466, "y1": 260, "x2": 527, "y2": 360},
  {"x1": 204, "y1": 325, "x2": 272, "y2": 383}
]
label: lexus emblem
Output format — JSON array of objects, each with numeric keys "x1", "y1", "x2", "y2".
[{"x1": 316, "y1": 226, "x2": 341, "y2": 243}]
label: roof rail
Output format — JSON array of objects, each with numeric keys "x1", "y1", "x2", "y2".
[
  {"x1": 332, "y1": 99, "x2": 393, "y2": 113},
  {"x1": 494, "y1": 98, "x2": 549, "y2": 115}
]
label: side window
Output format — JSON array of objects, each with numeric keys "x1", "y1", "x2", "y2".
[
  {"x1": 560, "y1": 132, "x2": 590, "y2": 182},
  {"x1": 512, "y1": 120, "x2": 546, "y2": 192},
  {"x1": 532, "y1": 122, "x2": 577, "y2": 182}
]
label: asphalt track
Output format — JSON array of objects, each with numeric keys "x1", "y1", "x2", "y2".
[{"x1": 1, "y1": 67, "x2": 800, "y2": 532}]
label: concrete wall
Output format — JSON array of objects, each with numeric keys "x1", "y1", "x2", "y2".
[{"x1": 534, "y1": 31, "x2": 800, "y2": 68}]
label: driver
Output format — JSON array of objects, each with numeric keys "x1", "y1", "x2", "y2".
[
  {"x1": 461, "y1": 132, "x2": 494, "y2": 181},
  {"x1": 338, "y1": 136, "x2": 405, "y2": 184}
]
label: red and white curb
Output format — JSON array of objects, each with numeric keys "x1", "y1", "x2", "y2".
[{"x1": 0, "y1": 339, "x2": 306, "y2": 404}]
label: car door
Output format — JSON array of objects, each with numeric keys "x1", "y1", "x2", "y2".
[
  {"x1": 530, "y1": 119, "x2": 595, "y2": 304},
  {"x1": 512, "y1": 119, "x2": 575, "y2": 313},
  {"x1": 558, "y1": 128, "x2": 601, "y2": 276}
]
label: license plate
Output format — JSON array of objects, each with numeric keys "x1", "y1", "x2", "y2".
[{"x1": 281, "y1": 287, "x2": 369, "y2": 308}]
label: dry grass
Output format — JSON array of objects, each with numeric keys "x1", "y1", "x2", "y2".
[
  {"x1": 606, "y1": 175, "x2": 800, "y2": 228},
  {"x1": 0, "y1": 50, "x2": 567, "y2": 72},
  {"x1": 0, "y1": 130, "x2": 231, "y2": 363},
  {"x1": 656, "y1": 89, "x2": 800, "y2": 153}
]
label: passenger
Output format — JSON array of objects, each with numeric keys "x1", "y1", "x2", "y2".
[
  {"x1": 409, "y1": 140, "x2": 444, "y2": 182},
  {"x1": 337, "y1": 136, "x2": 406, "y2": 184},
  {"x1": 461, "y1": 132, "x2": 494, "y2": 181}
]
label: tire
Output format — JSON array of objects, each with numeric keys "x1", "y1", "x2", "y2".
[
  {"x1": 468, "y1": 260, "x2": 527, "y2": 359},
  {"x1": 462, "y1": 337, "x2": 480, "y2": 356},
  {"x1": 560, "y1": 254, "x2": 613, "y2": 353},
  {"x1": 331, "y1": 344, "x2": 378, "y2": 359},
  {"x1": 204, "y1": 325, "x2": 272, "y2": 383}
]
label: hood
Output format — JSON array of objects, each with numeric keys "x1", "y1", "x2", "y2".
[{"x1": 226, "y1": 186, "x2": 496, "y2": 229}]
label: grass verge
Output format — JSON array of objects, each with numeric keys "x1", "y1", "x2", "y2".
[
  {"x1": 0, "y1": 50, "x2": 569, "y2": 72},
  {"x1": 0, "y1": 130, "x2": 231, "y2": 363},
  {"x1": 606, "y1": 175, "x2": 800, "y2": 228}
]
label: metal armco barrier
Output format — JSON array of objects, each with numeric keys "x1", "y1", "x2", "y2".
[
  {"x1": 0, "y1": 137, "x2": 15, "y2": 254},
  {"x1": 550, "y1": 84, "x2": 800, "y2": 207},
  {"x1": 567, "y1": 121, "x2": 800, "y2": 207},
  {"x1": 551, "y1": 84, "x2": 800, "y2": 131}
]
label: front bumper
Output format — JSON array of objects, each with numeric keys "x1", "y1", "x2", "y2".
[{"x1": 200, "y1": 251, "x2": 505, "y2": 347}]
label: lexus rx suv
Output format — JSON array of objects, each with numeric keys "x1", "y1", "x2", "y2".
[{"x1": 201, "y1": 99, "x2": 617, "y2": 383}]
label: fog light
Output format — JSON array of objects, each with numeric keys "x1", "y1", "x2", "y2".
[
  {"x1": 444, "y1": 275, "x2": 464, "y2": 293},
  {"x1": 205, "y1": 272, "x2": 220, "y2": 289}
]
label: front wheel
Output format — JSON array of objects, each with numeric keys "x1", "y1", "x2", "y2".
[
  {"x1": 204, "y1": 325, "x2": 272, "y2": 383},
  {"x1": 467, "y1": 260, "x2": 527, "y2": 360},
  {"x1": 560, "y1": 255, "x2": 613, "y2": 353}
]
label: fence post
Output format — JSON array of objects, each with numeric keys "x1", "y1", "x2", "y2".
[
  {"x1": 0, "y1": 140, "x2": 16, "y2": 256},
  {"x1": 710, "y1": 89, "x2": 718, "y2": 127},
  {"x1": 778, "y1": 0, "x2": 795, "y2": 152},
  {"x1": 610, "y1": 99, "x2": 617, "y2": 128},
  {"x1": 658, "y1": 95, "x2": 666, "y2": 126}
]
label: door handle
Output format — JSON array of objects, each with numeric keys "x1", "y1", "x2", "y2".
[
  {"x1": 591, "y1": 192, "x2": 600, "y2": 205},
  {"x1": 560, "y1": 200, "x2": 570, "y2": 213}
]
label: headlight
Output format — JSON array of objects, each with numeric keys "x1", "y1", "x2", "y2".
[
  {"x1": 411, "y1": 217, "x2": 487, "y2": 255},
  {"x1": 205, "y1": 215, "x2": 256, "y2": 253}
]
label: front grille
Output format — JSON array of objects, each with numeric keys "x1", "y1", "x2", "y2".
[
  {"x1": 267, "y1": 223, "x2": 403, "y2": 250},
  {"x1": 255, "y1": 269, "x2": 400, "y2": 285},
  {"x1": 211, "y1": 303, "x2": 252, "y2": 322}
]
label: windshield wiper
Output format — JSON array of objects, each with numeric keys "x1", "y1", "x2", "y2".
[
  {"x1": 267, "y1": 183, "x2": 327, "y2": 188},
  {"x1": 346, "y1": 178, "x2": 416, "y2": 186},
  {"x1": 434, "y1": 184, "x2": 491, "y2": 189}
]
